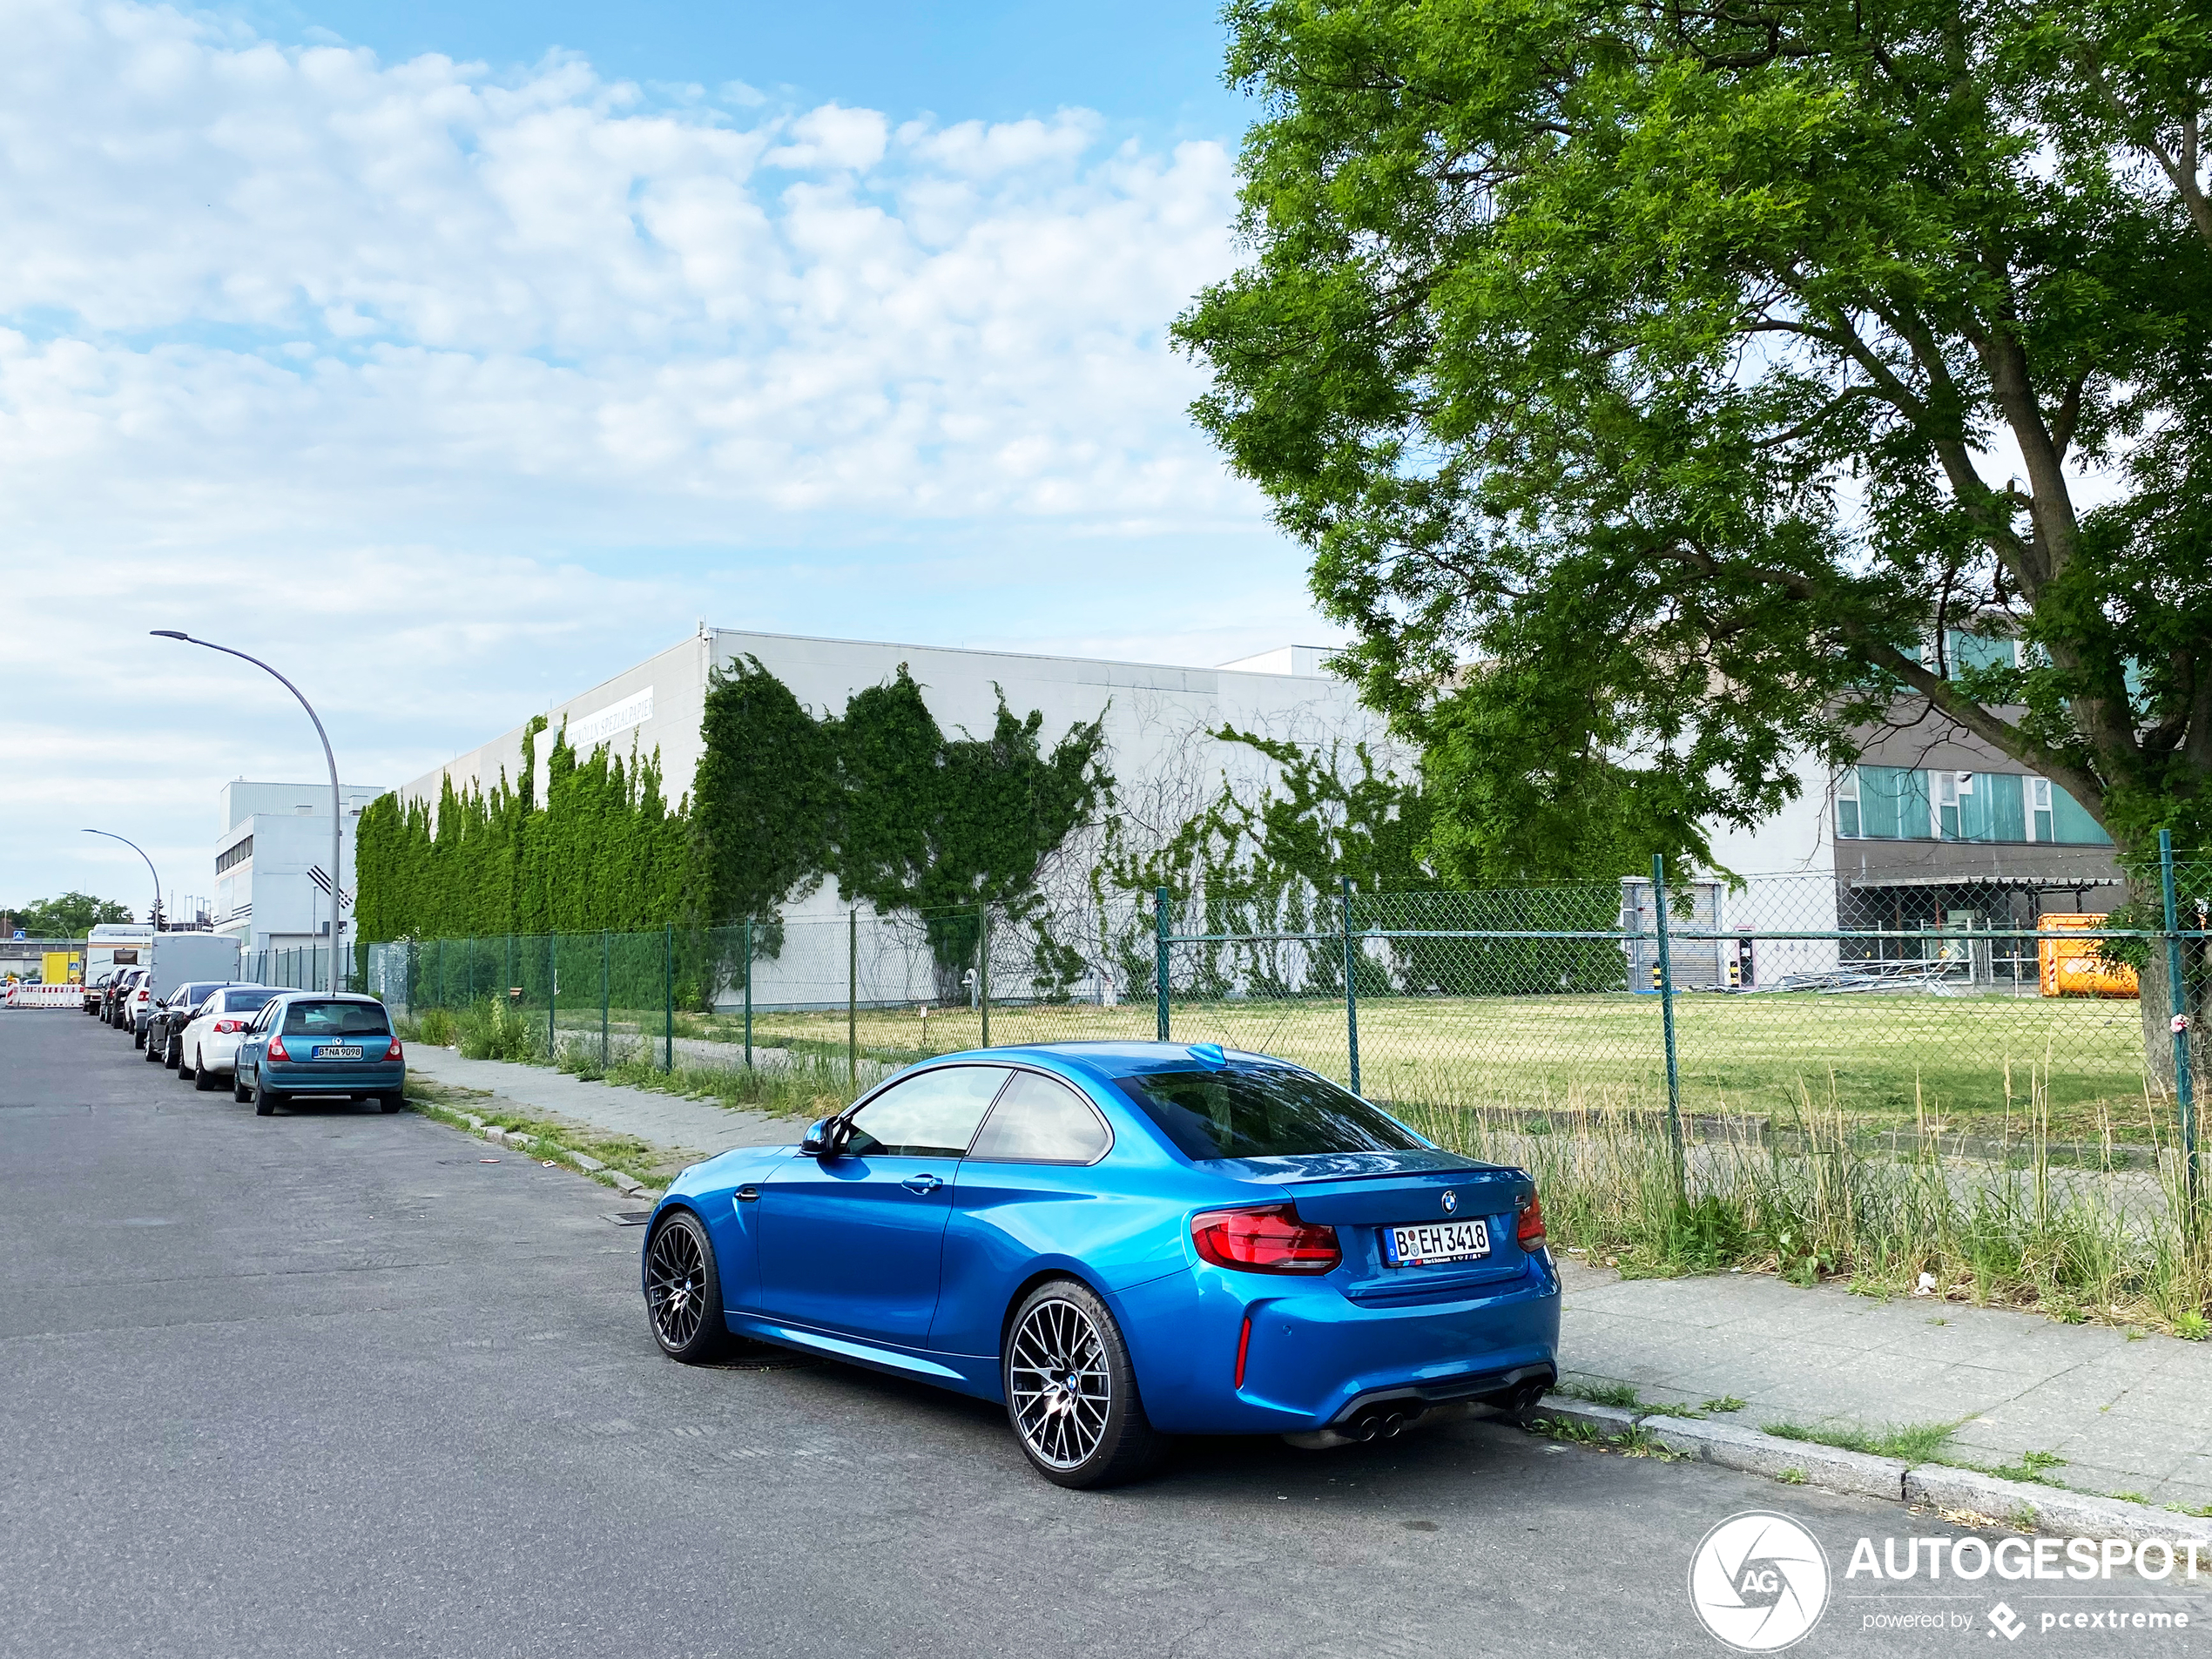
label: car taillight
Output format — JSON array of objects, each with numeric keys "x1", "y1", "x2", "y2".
[
  {"x1": 213, "y1": 1019, "x2": 246, "y2": 1033},
  {"x1": 1516, "y1": 1192, "x2": 1548, "y2": 1251},
  {"x1": 384, "y1": 1038, "x2": 403, "y2": 1061},
  {"x1": 267, "y1": 1035, "x2": 291, "y2": 1062},
  {"x1": 1190, "y1": 1203, "x2": 1340, "y2": 1275}
]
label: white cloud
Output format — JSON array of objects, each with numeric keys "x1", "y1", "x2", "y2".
[{"x1": 0, "y1": 0, "x2": 1331, "y2": 905}]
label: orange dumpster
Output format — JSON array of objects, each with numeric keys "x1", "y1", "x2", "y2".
[{"x1": 2038, "y1": 913, "x2": 2139, "y2": 998}]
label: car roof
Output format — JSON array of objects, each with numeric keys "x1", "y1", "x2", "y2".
[
  {"x1": 266, "y1": 990, "x2": 383, "y2": 1001},
  {"x1": 921, "y1": 1041, "x2": 1297, "y2": 1084}
]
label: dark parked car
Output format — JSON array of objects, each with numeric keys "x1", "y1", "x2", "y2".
[
  {"x1": 103, "y1": 968, "x2": 145, "y2": 1028},
  {"x1": 145, "y1": 981, "x2": 245, "y2": 1068}
]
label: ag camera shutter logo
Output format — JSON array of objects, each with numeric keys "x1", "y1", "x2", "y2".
[{"x1": 1689, "y1": 1512, "x2": 1831, "y2": 1651}]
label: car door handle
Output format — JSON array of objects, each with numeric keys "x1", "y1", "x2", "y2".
[
  {"x1": 736, "y1": 1186, "x2": 759, "y2": 1203},
  {"x1": 901, "y1": 1173, "x2": 943, "y2": 1194}
]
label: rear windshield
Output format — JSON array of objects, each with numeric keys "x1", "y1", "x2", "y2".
[
  {"x1": 1115, "y1": 1067, "x2": 1426, "y2": 1161},
  {"x1": 281, "y1": 1001, "x2": 392, "y2": 1036}
]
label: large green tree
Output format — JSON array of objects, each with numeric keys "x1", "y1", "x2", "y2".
[
  {"x1": 1177, "y1": 0, "x2": 2212, "y2": 1067},
  {"x1": 3, "y1": 893, "x2": 135, "y2": 936}
]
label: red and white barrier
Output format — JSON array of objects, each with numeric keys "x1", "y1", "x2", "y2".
[{"x1": 4, "y1": 983, "x2": 85, "y2": 1008}]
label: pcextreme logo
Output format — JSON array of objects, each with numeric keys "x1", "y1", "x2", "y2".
[{"x1": 1689, "y1": 1511, "x2": 1832, "y2": 1652}]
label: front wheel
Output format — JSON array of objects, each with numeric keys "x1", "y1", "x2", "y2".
[
  {"x1": 1003, "y1": 1279, "x2": 1162, "y2": 1489},
  {"x1": 644, "y1": 1210, "x2": 728, "y2": 1363},
  {"x1": 253, "y1": 1075, "x2": 283, "y2": 1116},
  {"x1": 193, "y1": 1051, "x2": 217, "y2": 1091},
  {"x1": 233, "y1": 1071, "x2": 252, "y2": 1103}
]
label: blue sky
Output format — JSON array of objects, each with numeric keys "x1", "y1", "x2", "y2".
[
  {"x1": 6, "y1": 0, "x2": 1328, "y2": 910},
  {"x1": 230, "y1": 0, "x2": 1252, "y2": 136}
]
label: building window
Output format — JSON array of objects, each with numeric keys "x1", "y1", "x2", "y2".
[
  {"x1": 1835, "y1": 771, "x2": 1861, "y2": 839},
  {"x1": 215, "y1": 836, "x2": 253, "y2": 874},
  {"x1": 1936, "y1": 770, "x2": 1964, "y2": 839},
  {"x1": 1851, "y1": 765, "x2": 1932, "y2": 840}
]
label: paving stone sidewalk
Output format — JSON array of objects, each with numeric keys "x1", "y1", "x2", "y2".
[
  {"x1": 404, "y1": 1046, "x2": 803, "y2": 1160},
  {"x1": 1555, "y1": 1258, "x2": 2212, "y2": 1513}
]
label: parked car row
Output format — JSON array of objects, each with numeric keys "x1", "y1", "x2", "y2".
[{"x1": 91, "y1": 974, "x2": 407, "y2": 1116}]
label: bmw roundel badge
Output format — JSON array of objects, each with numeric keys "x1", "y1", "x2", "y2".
[{"x1": 1440, "y1": 1190, "x2": 1458, "y2": 1215}]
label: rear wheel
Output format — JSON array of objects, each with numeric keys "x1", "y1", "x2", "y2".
[
  {"x1": 378, "y1": 1092, "x2": 405, "y2": 1113},
  {"x1": 253, "y1": 1075, "x2": 283, "y2": 1116},
  {"x1": 1002, "y1": 1278, "x2": 1162, "y2": 1489},
  {"x1": 644, "y1": 1209, "x2": 728, "y2": 1362}
]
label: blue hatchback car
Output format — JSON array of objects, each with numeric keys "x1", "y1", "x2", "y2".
[
  {"x1": 644, "y1": 1042, "x2": 1559, "y2": 1487},
  {"x1": 232, "y1": 991, "x2": 407, "y2": 1116}
]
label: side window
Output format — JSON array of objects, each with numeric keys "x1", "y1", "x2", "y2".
[
  {"x1": 968, "y1": 1071, "x2": 1113, "y2": 1165},
  {"x1": 845, "y1": 1066, "x2": 1012, "y2": 1157}
]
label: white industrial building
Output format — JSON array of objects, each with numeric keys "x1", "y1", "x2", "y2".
[
  {"x1": 395, "y1": 626, "x2": 1396, "y2": 1006},
  {"x1": 213, "y1": 779, "x2": 390, "y2": 966}
]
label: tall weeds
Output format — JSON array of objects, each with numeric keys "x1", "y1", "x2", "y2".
[{"x1": 1399, "y1": 1071, "x2": 2209, "y2": 1336}]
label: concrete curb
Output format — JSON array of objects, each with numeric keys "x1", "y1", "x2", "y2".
[
  {"x1": 1527, "y1": 1393, "x2": 2212, "y2": 1544},
  {"x1": 1641, "y1": 1413, "x2": 1908, "y2": 1501},
  {"x1": 1904, "y1": 1466, "x2": 2212, "y2": 1547}
]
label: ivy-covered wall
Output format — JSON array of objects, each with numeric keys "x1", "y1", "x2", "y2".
[
  {"x1": 359, "y1": 658, "x2": 1108, "y2": 980},
  {"x1": 355, "y1": 717, "x2": 693, "y2": 943}
]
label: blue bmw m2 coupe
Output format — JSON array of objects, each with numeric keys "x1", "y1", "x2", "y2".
[{"x1": 642, "y1": 1042, "x2": 1559, "y2": 1487}]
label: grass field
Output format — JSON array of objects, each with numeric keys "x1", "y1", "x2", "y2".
[{"x1": 682, "y1": 988, "x2": 2165, "y2": 1139}]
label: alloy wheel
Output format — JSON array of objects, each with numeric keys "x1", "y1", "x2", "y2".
[
  {"x1": 644, "y1": 1220, "x2": 707, "y2": 1351},
  {"x1": 1008, "y1": 1296, "x2": 1111, "y2": 1470}
]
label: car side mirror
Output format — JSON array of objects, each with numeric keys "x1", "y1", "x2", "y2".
[{"x1": 800, "y1": 1117, "x2": 849, "y2": 1157}]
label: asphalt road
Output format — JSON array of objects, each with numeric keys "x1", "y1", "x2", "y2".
[{"x1": 3, "y1": 1011, "x2": 2200, "y2": 1658}]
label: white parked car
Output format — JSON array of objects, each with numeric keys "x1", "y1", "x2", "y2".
[{"x1": 178, "y1": 985, "x2": 285, "y2": 1089}]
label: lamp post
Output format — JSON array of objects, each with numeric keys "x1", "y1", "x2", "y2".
[
  {"x1": 152, "y1": 631, "x2": 344, "y2": 993},
  {"x1": 79, "y1": 829, "x2": 162, "y2": 929}
]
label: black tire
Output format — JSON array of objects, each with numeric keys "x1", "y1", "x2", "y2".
[
  {"x1": 165, "y1": 1034, "x2": 184, "y2": 1069},
  {"x1": 233, "y1": 1071, "x2": 252, "y2": 1103},
  {"x1": 192, "y1": 1051, "x2": 217, "y2": 1091},
  {"x1": 253, "y1": 1075, "x2": 283, "y2": 1116},
  {"x1": 643, "y1": 1209, "x2": 729, "y2": 1363},
  {"x1": 1002, "y1": 1278, "x2": 1162, "y2": 1489},
  {"x1": 133, "y1": 1025, "x2": 146, "y2": 1049},
  {"x1": 378, "y1": 1092, "x2": 405, "y2": 1113}
]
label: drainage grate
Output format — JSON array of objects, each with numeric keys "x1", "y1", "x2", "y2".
[{"x1": 604, "y1": 1210, "x2": 654, "y2": 1226}]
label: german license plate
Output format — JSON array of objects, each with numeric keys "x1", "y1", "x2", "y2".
[
  {"x1": 316, "y1": 1044, "x2": 363, "y2": 1061},
  {"x1": 1383, "y1": 1218, "x2": 1491, "y2": 1267}
]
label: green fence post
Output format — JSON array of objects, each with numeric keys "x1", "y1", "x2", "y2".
[
  {"x1": 1154, "y1": 887, "x2": 1171, "y2": 1043},
  {"x1": 979, "y1": 903, "x2": 991, "y2": 1049},
  {"x1": 743, "y1": 917, "x2": 753, "y2": 1069},
  {"x1": 601, "y1": 928, "x2": 610, "y2": 1069},
  {"x1": 1341, "y1": 875, "x2": 1362, "y2": 1096},
  {"x1": 547, "y1": 934, "x2": 556, "y2": 1059},
  {"x1": 847, "y1": 907, "x2": 859, "y2": 1084},
  {"x1": 1652, "y1": 853, "x2": 1687, "y2": 1196},
  {"x1": 663, "y1": 923, "x2": 673, "y2": 1073},
  {"x1": 437, "y1": 938, "x2": 445, "y2": 1010},
  {"x1": 2160, "y1": 830, "x2": 2201, "y2": 1231}
]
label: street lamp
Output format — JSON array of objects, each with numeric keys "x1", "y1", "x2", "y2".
[
  {"x1": 79, "y1": 829, "x2": 162, "y2": 929},
  {"x1": 152, "y1": 631, "x2": 345, "y2": 993}
]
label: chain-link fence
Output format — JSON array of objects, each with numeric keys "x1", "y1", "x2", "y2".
[
  {"x1": 357, "y1": 848, "x2": 2209, "y2": 1321},
  {"x1": 360, "y1": 855, "x2": 2206, "y2": 1147}
]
